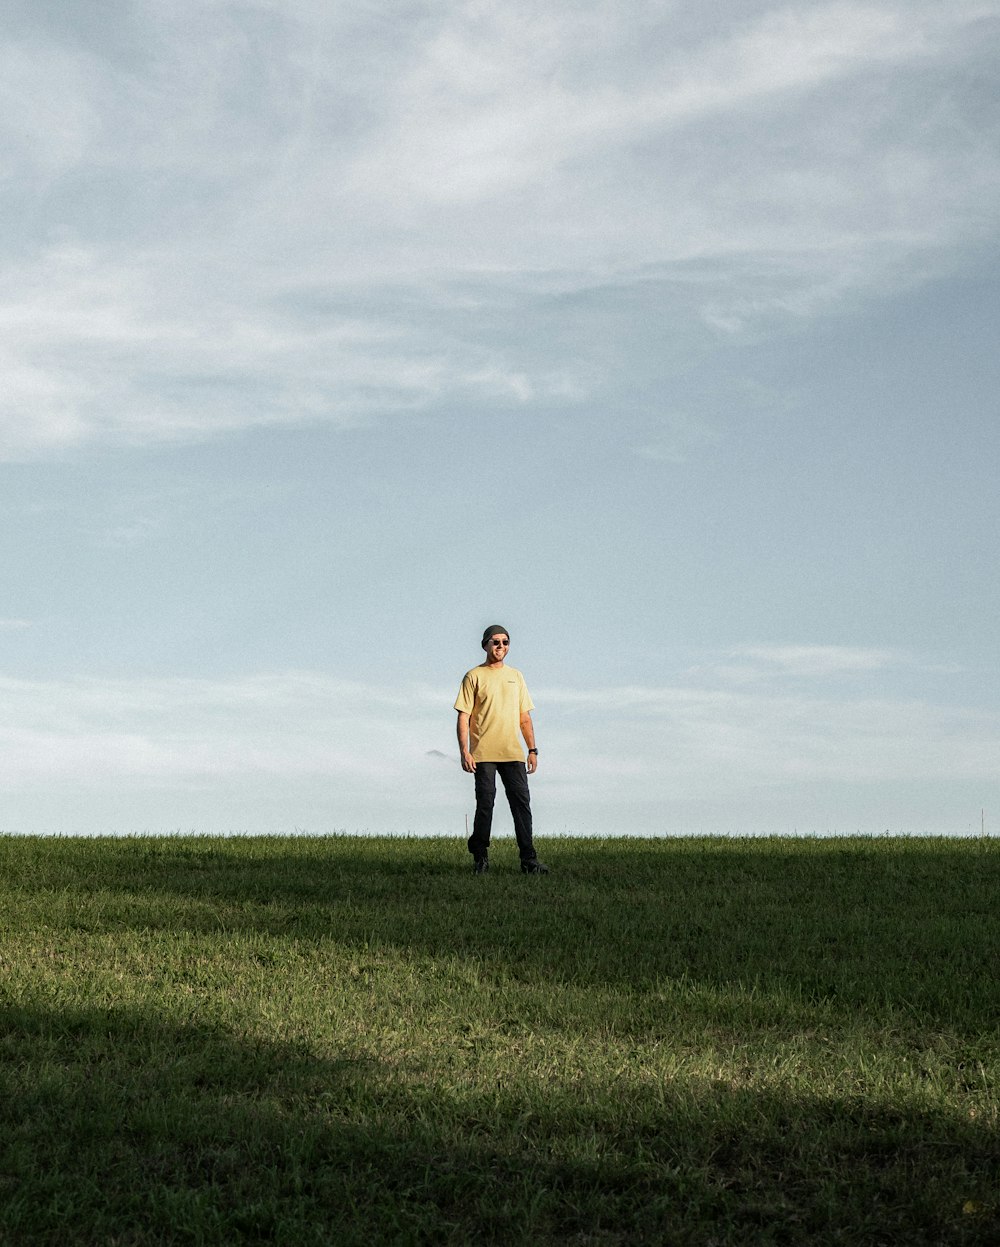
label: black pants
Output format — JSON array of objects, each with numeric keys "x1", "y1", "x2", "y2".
[{"x1": 468, "y1": 761, "x2": 536, "y2": 863}]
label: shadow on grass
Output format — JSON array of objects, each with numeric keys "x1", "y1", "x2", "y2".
[
  {"x1": 6, "y1": 835, "x2": 999, "y2": 1035},
  {"x1": 1, "y1": 1002, "x2": 996, "y2": 1246}
]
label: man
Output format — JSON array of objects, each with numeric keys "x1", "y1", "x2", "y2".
[{"x1": 454, "y1": 625, "x2": 549, "y2": 875}]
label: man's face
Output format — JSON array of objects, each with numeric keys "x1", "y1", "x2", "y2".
[{"x1": 484, "y1": 633, "x2": 509, "y2": 663}]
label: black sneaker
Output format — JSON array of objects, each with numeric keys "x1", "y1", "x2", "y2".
[
  {"x1": 520, "y1": 859, "x2": 549, "y2": 875},
  {"x1": 473, "y1": 856, "x2": 489, "y2": 875}
]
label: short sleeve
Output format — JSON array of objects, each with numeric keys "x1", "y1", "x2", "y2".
[{"x1": 454, "y1": 672, "x2": 476, "y2": 714}]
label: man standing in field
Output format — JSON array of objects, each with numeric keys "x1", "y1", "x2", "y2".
[{"x1": 455, "y1": 625, "x2": 549, "y2": 875}]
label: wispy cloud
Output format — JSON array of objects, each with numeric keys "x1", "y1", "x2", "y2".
[
  {"x1": 0, "y1": 248, "x2": 571, "y2": 458},
  {"x1": 0, "y1": 671, "x2": 447, "y2": 780},
  {"x1": 1, "y1": 1, "x2": 997, "y2": 457},
  {"x1": 0, "y1": 659, "x2": 994, "y2": 833},
  {"x1": 540, "y1": 678, "x2": 1000, "y2": 801},
  {"x1": 680, "y1": 645, "x2": 966, "y2": 685},
  {"x1": 0, "y1": 672, "x2": 466, "y2": 831},
  {"x1": 729, "y1": 645, "x2": 902, "y2": 677},
  {"x1": 348, "y1": 2, "x2": 928, "y2": 209},
  {"x1": 342, "y1": 0, "x2": 1000, "y2": 266}
]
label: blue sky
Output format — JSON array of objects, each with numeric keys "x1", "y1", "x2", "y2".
[{"x1": 2, "y1": 0, "x2": 998, "y2": 836}]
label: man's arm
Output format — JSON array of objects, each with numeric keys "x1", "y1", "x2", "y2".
[
  {"x1": 520, "y1": 711, "x2": 538, "y2": 774},
  {"x1": 456, "y1": 711, "x2": 476, "y2": 772}
]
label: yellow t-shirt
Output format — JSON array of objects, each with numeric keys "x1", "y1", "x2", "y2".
[{"x1": 454, "y1": 664, "x2": 534, "y2": 763}]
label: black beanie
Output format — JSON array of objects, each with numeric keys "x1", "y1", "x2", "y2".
[{"x1": 481, "y1": 625, "x2": 510, "y2": 647}]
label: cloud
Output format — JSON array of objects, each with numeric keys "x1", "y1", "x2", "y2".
[
  {"x1": 0, "y1": 671, "x2": 447, "y2": 780},
  {"x1": 0, "y1": 671, "x2": 469, "y2": 831},
  {"x1": 1, "y1": 0, "x2": 998, "y2": 458},
  {"x1": 729, "y1": 645, "x2": 902, "y2": 677},
  {"x1": 539, "y1": 678, "x2": 1000, "y2": 801},
  {"x1": 342, "y1": 0, "x2": 1000, "y2": 263},
  {"x1": 0, "y1": 658, "x2": 995, "y2": 833},
  {"x1": 0, "y1": 245, "x2": 583, "y2": 459},
  {"x1": 679, "y1": 645, "x2": 967, "y2": 685},
  {"x1": 352, "y1": 1, "x2": 919, "y2": 210}
]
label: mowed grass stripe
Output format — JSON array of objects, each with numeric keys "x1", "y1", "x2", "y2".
[{"x1": 0, "y1": 834, "x2": 997, "y2": 1245}]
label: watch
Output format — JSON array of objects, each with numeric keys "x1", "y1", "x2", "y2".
[{"x1": 528, "y1": 748, "x2": 538, "y2": 755}]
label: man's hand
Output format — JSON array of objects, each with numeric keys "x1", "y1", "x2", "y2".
[
  {"x1": 461, "y1": 750, "x2": 476, "y2": 773},
  {"x1": 526, "y1": 751, "x2": 538, "y2": 775}
]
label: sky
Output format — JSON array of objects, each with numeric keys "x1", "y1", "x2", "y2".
[{"x1": 2, "y1": 0, "x2": 998, "y2": 837}]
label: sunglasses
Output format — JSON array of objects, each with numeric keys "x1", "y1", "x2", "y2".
[{"x1": 488, "y1": 638, "x2": 510, "y2": 646}]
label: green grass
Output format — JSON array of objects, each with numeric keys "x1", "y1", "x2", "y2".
[{"x1": 0, "y1": 833, "x2": 997, "y2": 1245}]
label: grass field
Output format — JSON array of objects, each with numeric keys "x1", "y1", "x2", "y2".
[{"x1": 0, "y1": 833, "x2": 997, "y2": 1245}]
